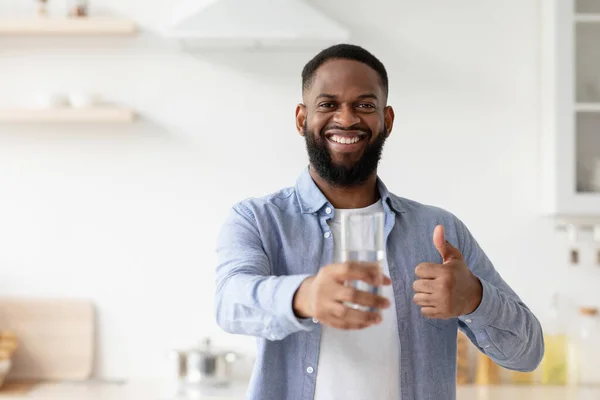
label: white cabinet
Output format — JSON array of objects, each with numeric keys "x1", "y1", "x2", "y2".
[{"x1": 541, "y1": 0, "x2": 600, "y2": 216}]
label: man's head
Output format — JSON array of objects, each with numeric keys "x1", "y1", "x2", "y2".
[{"x1": 296, "y1": 44, "x2": 394, "y2": 188}]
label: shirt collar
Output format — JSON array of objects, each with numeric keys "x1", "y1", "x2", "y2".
[{"x1": 295, "y1": 166, "x2": 406, "y2": 214}]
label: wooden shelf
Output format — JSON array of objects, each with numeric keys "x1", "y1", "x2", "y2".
[
  {"x1": 576, "y1": 103, "x2": 600, "y2": 112},
  {"x1": 576, "y1": 14, "x2": 600, "y2": 23},
  {"x1": 0, "y1": 107, "x2": 136, "y2": 123},
  {"x1": 0, "y1": 18, "x2": 137, "y2": 35}
]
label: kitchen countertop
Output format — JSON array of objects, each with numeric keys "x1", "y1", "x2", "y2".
[
  {"x1": 456, "y1": 385, "x2": 600, "y2": 399},
  {"x1": 0, "y1": 380, "x2": 248, "y2": 400},
  {"x1": 1, "y1": 381, "x2": 600, "y2": 399}
]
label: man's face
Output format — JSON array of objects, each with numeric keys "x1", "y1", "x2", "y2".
[{"x1": 297, "y1": 59, "x2": 394, "y2": 187}]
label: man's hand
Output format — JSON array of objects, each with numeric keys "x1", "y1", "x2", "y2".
[
  {"x1": 293, "y1": 262, "x2": 392, "y2": 330},
  {"x1": 413, "y1": 225, "x2": 483, "y2": 319}
]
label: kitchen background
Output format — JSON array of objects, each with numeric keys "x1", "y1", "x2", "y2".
[{"x1": 0, "y1": 0, "x2": 598, "y2": 384}]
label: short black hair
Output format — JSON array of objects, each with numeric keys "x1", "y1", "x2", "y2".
[{"x1": 301, "y1": 43, "x2": 389, "y2": 97}]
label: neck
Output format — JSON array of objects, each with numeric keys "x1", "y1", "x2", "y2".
[{"x1": 309, "y1": 166, "x2": 380, "y2": 209}]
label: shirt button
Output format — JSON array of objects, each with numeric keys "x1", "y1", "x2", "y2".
[
  {"x1": 324, "y1": 232, "x2": 331, "y2": 239},
  {"x1": 306, "y1": 367, "x2": 314, "y2": 374},
  {"x1": 312, "y1": 318, "x2": 319, "y2": 324},
  {"x1": 465, "y1": 319, "x2": 472, "y2": 323},
  {"x1": 325, "y1": 207, "x2": 332, "y2": 214}
]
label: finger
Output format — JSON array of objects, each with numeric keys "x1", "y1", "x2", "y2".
[
  {"x1": 413, "y1": 293, "x2": 435, "y2": 306},
  {"x1": 414, "y1": 262, "x2": 442, "y2": 279},
  {"x1": 336, "y1": 287, "x2": 391, "y2": 310},
  {"x1": 331, "y1": 262, "x2": 383, "y2": 286},
  {"x1": 383, "y1": 275, "x2": 392, "y2": 285},
  {"x1": 329, "y1": 303, "x2": 382, "y2": 325},
  {"x1": 413, "y1": 278, "x2": 436, "y2": 294},
  {"x1": 433, "y1": 225, "x2": 463, "y2": 262},
  {"x1": 420, "y1": 306, "x2": 440, "y2": 319}
]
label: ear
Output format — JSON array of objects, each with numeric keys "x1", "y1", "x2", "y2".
[
  {"x1": 383, "y1": 106, "x2": 395, "y2": 138},
  {"x1": 296, "y1": 103, "x2": 307, "y2": 136}
]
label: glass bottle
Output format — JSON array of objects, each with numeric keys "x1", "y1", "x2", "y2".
[
  {"x1": 512, "y1": 370, "x2": 535, "y2": 384},
  {"x1": 541, "y1": 292, "x2": 568, "y2": 385},
  {"x1": 568, "y1": 307, "x2": 600, "y2": 386},
  {"x1": 67, "y1": 0, "x2": 88, "y2": 17},
  {"x1": 456, "y1": 331, "x2": 470, "y2": 384},
  {"x1": 475, "y1": 352, "x2": 500, "y2": 385},
  {"x1": 37, "y1": 0, "x2": 49, "y2": 16}
]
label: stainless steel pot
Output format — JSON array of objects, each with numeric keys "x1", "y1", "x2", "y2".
[{"x1": 170, "y1": 338, "x2": 238, "y2": 388}]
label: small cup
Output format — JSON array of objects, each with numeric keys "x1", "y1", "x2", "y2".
[
  {"x1": 35, "y1": 93, "x2": 69, "y2": 108},
  {"x1": 68, "y1": 92, "x2": 100, "y2": 108}
]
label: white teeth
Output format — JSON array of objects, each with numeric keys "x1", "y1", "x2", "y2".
[{"x1": 330, "y1": 135, "x2": 361, "y2": 144}]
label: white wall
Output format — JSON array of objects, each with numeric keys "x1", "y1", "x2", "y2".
[{"x1": 0, "y1": 0, "x2": 598, "y2": 380}]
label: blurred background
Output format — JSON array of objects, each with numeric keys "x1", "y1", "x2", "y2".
[{"x1": 0, "y1": 0, "x2": 599, "y2": 397}]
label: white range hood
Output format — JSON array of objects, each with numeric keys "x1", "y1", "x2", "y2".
[{"x1": 162, "y1": 0, "x2": 350, "y2": 48}]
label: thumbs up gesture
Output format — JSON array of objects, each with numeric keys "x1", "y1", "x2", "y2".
[{"x1": 413, "y1": 225, "x2": 483, "y2": 319}]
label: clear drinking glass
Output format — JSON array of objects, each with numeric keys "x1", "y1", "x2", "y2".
[{"x1": 340, "y1": 211, "x2": 385, "y2": 312}]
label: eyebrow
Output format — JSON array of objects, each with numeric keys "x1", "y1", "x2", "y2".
[
  {"x1": 315, "y1": 93, "x2": 337, "y2": 101},
  {"x1": 315, "y1": 93, "x2": 379, "y2": 101},
  {"x1": 357, "y1": 93, "x2": 378, "y2": 100}
]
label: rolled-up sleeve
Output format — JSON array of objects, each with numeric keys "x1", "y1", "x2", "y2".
[
  {"x1": 455, "y1": 217, "x2": 545, "y2": 372},
  {"x1": 214, "y1": 203, "x2": 314, "y2": 341}
]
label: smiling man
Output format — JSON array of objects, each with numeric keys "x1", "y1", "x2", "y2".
[{"x1": 215, "y1": 44, "x2": 544, "y2": 400}]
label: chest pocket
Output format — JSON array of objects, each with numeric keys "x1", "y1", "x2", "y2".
[{"x1": 271, "y1": 217, "x2": 327, "y2": 276}]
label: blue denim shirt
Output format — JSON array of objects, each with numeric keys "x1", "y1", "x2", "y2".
[{"x1": 215, "y1": 167, "x2": 544, "y2": 400}]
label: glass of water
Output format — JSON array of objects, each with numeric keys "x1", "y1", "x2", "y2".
[{"x1": 340, "y1": 211, "x2": 385, "y2": 312}]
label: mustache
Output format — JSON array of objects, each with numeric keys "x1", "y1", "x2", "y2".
[{"x1": 321, "y1": 124, "x2": 372, "y2": 136}]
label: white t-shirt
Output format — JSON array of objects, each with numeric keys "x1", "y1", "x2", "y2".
[{"x1": 314, "y1": 200, "x2": 401, "y2": 400}]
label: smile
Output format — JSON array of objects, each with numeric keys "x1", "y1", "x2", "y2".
[
  {"x1": 330, "y1": 135, "x2": 364, "y2": 145},
  {"x1": 325, "y1": 132, "x2": 368, "y2": 145}
]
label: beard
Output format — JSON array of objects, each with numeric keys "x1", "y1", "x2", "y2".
[{"x1": 303, "y1": 121, "x2": 387, "y2": 188}]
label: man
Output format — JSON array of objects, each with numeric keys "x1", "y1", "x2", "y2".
[{"x1": 215, "y1": 44, "x2": 544, "y2": 400}]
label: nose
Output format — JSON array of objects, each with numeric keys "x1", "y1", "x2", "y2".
[{"x1": 332, "y1": 104, "x2": 360, "y2": 128}]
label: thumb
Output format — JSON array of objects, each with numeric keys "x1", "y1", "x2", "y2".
[{"x1": 433, "y1": 225, "x2": 463, "y2": 262}]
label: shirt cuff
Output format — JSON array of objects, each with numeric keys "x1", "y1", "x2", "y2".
[
  {"x1": 459, "y1": 277, "x2": 500, "y2": 329},
  {"x1": 276, "y1": 274, "x2": 315, "y2": 334}
]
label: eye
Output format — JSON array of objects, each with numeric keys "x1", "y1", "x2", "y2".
[
  {"x1": 318, "y1": 102, "x2": 335, "y2": 109},
  {"x1": 357, "y1": 103, "x2": 375, "y2": 109}
]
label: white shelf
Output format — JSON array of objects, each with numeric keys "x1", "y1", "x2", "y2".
[
  {"x1": 552, "y1": 209, "x2": 600, "y2": 230},
  {"x1": 576, "y1": 103, "x2": 600, "y2": 112},
  {"x1": 0, "y1": 108, "x2": 136, "y2": 123},
  {"x1": 575, "y1": 14, "x2": 600, "y2": 22},
  {"x1": 0, "y1": 18, "x2": 137, "y2": 35}
]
